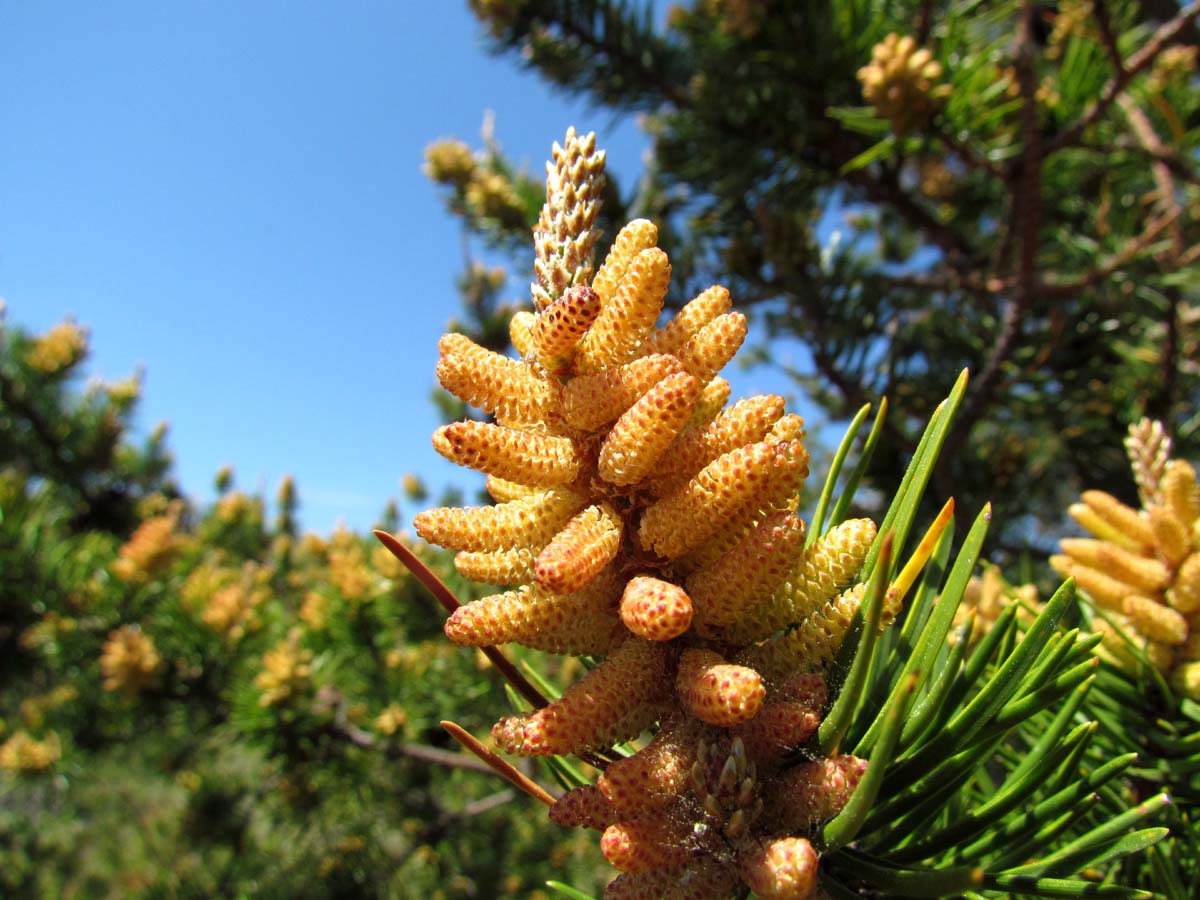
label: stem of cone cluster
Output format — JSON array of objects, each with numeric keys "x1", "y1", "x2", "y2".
[
  {"x1": 441, "y1": 720, "x2": 557, "y2": 807},
  {"x1": 374, "y1": 530, "x2": 550, "y2": 710}
]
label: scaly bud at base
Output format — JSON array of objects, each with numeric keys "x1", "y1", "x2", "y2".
[{"x1": 741, "y1": 837, "x2": 819, "y2": 900}]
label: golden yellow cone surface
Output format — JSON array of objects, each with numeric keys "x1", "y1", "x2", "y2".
[{"x1": 411, "y1": 129, "x2": 928, "y2": 898}]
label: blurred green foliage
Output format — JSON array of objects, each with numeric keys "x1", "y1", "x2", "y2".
[{"x1": 0, "y1": 308, "x2": 611, "y2": 899}]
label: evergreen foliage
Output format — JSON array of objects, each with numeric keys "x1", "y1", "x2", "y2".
[
  {"x1": 431, "y1": 0, "x2": 1200, "y2": 555},
  {"x1": 0, "y1": 311, "x2": 612, "y2": 898}
]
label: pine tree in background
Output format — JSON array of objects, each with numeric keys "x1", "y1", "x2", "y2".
[
  {"x1": 428, "y1": 0, "x2": 1200, "y2": 556},
  {"x1": 0, "y1": 304, "x2": 175, "y2": 682},
  {"x1": 0, "y1": 304, "x2": 175, "y2": 529}
]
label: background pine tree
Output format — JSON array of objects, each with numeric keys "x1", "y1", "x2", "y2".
[{"x1": 429, "y1": 0, "x2": 1200, "y2": 558}]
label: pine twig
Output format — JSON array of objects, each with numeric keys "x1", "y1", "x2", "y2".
[
  {"x1": 1116, "y1": 94, "x2": 1186, "y2": 255},
  {"x1": 1113, "y1": 85, "x2": 1186, "y2": 423},
  {"x1": 1039, "y1": 208, "x2": 1180, "y2": 297},
  {"x1": 442, "y1": 720, "x2": 557, "y2": 807},
  {"x1": 948, "y1": 1, "x2": 1043, "y2": 459},
  {"x1": 1047, "y1": 0, "x2": 1200, "y2": 153},
  {"x1": 1092, "y1": 0, "x2": 1126, "y2": 76},
  {"x1": 373, "y1": 530, "x2": 549, "y2": 711},
  {"x1": 321, "y1": 715, "x2": 503, "y2": 777}
]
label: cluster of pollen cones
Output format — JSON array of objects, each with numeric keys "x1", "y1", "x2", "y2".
[
  {"x1": 409, "y1": 130, "x2": 887, "y2": 899},
  {"x1": 1053, "y1": 419, "x2": 1200, "y2": 699},
  {"x1": 857, "y1": 33, "x2": 951, "y2": 136}
]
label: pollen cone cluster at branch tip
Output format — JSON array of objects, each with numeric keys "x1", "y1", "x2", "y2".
[
  {"x1": 857, "y1": 32, "x2": 951, "y2": 136},
  {"x1": 1054, "y1": 418, "x2": 1200, "y2": 698},
  {"x1": 411, "y1": 129, "x2": 890, "y2": 900}
]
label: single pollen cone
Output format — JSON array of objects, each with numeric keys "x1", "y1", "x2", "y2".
[
  {"x1": 535, "y1": 503, "x2": 623, "y2": 594},
  {"x1": 677, "y1": 649, "x2": 766, "y2": 727},
  {"x1": 577, "y1": 247, "x2": 671, "y2": 373},
  {"x1": 599, "y1": 371, "x2": 701, "y2": 486},
  {"x1": 550, "y1": 784, "x2": 620, "y2": 831},
  {"x1": 492, "y1": 638, "x2": 670, "y2": 756},
  {"x1": 590, "y1": 218, "x2": 658, "y2": 305},
  {"x1": 598, "y1": 716, "x2": 700, "y2": 814},
  {"x1": 433, "y1": 421, "x2": 580, "y2": 486},
  {"x1": 639, "y1": 439, "x2": 809, "y2": 560},
  {"x1": 444, "y1": 572, "x2": 625, "y2": 656},
  {"x1": 601, "y1": 817, "x2": 694, "y2": 873},
  {"x1": 414, "y1": 488, "x2": 585, "y2": 552},
  {"x1": 687, "y1": 511, "x2": 806, "y2": 631},
  {"x1": 532, "y1": 284, "x2": 603, "y2": 365},
  {"x1": 620, "y1": 576, "x2": 694, "y2": 641},
  {"x1": 645, "y1": 284, "x2": 732, "y2": 357},
  {"x1": 436, "y1": 332, "x2": 558, "y2": 424}
]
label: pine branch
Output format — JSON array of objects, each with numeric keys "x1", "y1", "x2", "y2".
[
  {"x1": 1039, "y1": 208, "x2": 1179, "y2": 298},
  {"x1": 946, "y1": 0, "x2": 1044, "y2": 465},
  {"x1": 1046, "y1": 0, "x2": 1200, "y2": 153},
  {"x1": 0, "y1": 364, "x2": 102, "y2": 511}
]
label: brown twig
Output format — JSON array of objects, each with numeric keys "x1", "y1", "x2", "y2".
[
  {"x1": 1046, "y1": 0, "x2": 1200, "y2": 153},
  {"x1": 373, "y1": 530, "x2": 550, "y2": 711},
  {"x1": 1081, "y1": 137, "x2": 1200, "y2": 187},
  {"x1": 442, "y1": 720, "x2": 558, "y2": 807},
  {"x1": 1039, "y1": 209, "x2": 1179, "y2": 297},
  {"x1": 1092, "y1": 0, "x2": 1126, "y2": 76},
  {"x1": 1177, "y1": 241, "x2": 1200, "y2": 268},
  {"x1": 1116, "y1": 94, "x2": 1186, "y2": 255},
  {"x1": 323, "y1": 714, "x2": 506, "y2": 777},
  {"x1": 1113, "y1": 91, "x2": 1186, "y2": 425},
  {"x1": 880, "y1": 269, "x2": 1005, "y2": 297},
  {"x1": 915, "y1": 0, "x2": 935, "y2": 45},
  {"x1": 1137, "y1": 0, "x2": 1200, "y2": 48},
  {"x1": 948, "y1": 2, "x2": 1044, "y2": 458},
  {"x1": 397, "y1": 742, "x2": 506, "y2": 777},
  {"x1": 461, "y1": 788, "x2": 519, "y2": 817}
]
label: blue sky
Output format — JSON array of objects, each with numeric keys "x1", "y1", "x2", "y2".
[{"x1": 1, "y1": 2, "x2": 816, "y2": 534}]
